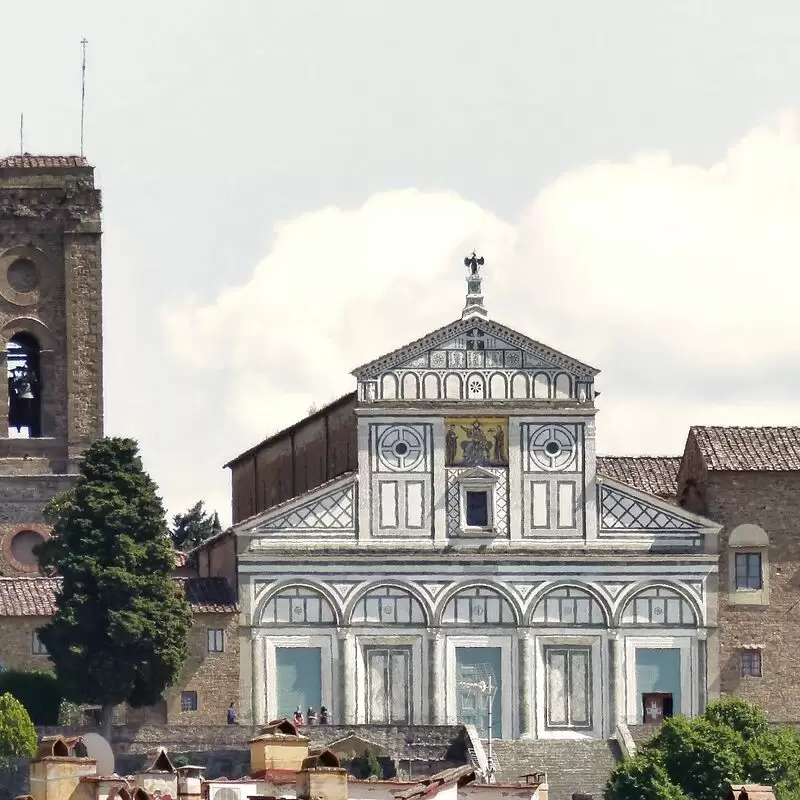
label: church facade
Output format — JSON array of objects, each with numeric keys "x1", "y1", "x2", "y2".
[{"x1": 230, "y1": 256, "x2": 721, "y2": 739}]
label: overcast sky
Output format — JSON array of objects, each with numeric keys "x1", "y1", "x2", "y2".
[{"x1": 4, "y1": 2, "x2": 800, "y2": 526}]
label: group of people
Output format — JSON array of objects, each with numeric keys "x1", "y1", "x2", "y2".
[{"x1": 293, "y1": 705, "x2": 329, "y2": 726}]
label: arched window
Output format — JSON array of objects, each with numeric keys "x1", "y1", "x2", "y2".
[
  {"x1": 7, "y1": 332, "x2": 41, "y2": 438},
  {"x1": 619, "y1": 586, "x2": 697, "y2": 626},
  {"x1": 350, "y1": 586, "x2": 426, "y2": 625},
  {"x1": 531, "y1": 586, "x2": 607, "y2": 626},
  {"x1": 441, "y1": 586, "x2": 516, "y2": 625},
  {"x1": 261, "y1": 586, "x2": 336, "y2": 625}
]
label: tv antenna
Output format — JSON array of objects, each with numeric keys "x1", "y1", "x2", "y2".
[
  {"x1": 80, "y1": 38, "x2": 88, "y2": 157},
  {"x1": 19, "y1": 113, "x2": 23, "y2": 155}
]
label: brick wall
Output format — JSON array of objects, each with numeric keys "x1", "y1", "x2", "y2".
[
  {"x1": 679, "y1": 464, "x2": 800, "y2": 720},
  {"x1": 0, "y1": 616, "x2": 51, "y2": 671},
  {"x1": 162, "y1": 612, "x2": 239, "y2": 725},
  {"x1": 227, "y1": 393, "x2": 357, "y2": 523},
  {"x1": 0, "y1": 613, "x2": 239, "y2": 726}
]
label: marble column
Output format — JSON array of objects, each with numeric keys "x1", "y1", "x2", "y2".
[
  {"x1": 431, "y1": 630, "x2": 446, "y2": 724},
  {"x1": 252, "y1": 635, "x2": 266, "y2": 725},
  {"x1": 519, "y1": 632, "x2": 535, "y2": 738},
  {"x1": 341, "y1": 632, "x2": 357, "y2": 724},
  {"x1": 610, "y1": 633, "x2": 624, "y2": 729}
]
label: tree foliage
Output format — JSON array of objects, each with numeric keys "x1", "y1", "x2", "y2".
[
  {"x1": 605, "y1": 699, "x2": 800, "y2": 800},
  {"x1": 35, "y1": 437, "x2": 193, "y2": 731},
  {"x1": 0, "y1": 692, "x2": 37, "y2": 760},
  {"x1": 0, "y1": 670, "x2": 63, "y2": 725},
  {"x1": 170, "y1": 500, "x2": 222, "y2": 551},
  {"x1": 605, "y1": 757, "x2": 689, "y2": 800}
]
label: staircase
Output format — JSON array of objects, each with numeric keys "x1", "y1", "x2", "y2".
[{"x1": 487, "y1": 738, "x2": 622, "y2": 800}]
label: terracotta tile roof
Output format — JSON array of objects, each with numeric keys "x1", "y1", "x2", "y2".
[
  {"x1": 691, "y1": 426, "x2": 800, "y2": 471},
  {"x1": 0, "y1": 576, "x2": 237, "y2": 616},
  {"x1": 0, "y1": 577, "x2": 60, "y2": 615},
  {"x1": 0, "y1": 155, "x2": 90, "y2": 169},
  {"x1": 179, "y1": 576, "x2": 238, "y2": 613},
  {"x1": 596, "y1": 456, "x2": 682, "y2": 499}
]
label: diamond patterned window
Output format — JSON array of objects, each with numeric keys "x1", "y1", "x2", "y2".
[
  {"x1": 262, "y1": 587, "x2": 336, "y2": 625},
  {"x1": 441, "y1": 586, "x2": 516, "y2": 625},
  {"x1": 532, "y1": 587, "x2": 607, "y2": 626},
  {"x1": 600, "y1": 486, "x2": 698, "y2": 531},
  {"x1": 620, "y1": 587, "x2": 697, "y2": 626},
  {"x1": 351, "y1": 586, "x2": 427, "y2": 625}
]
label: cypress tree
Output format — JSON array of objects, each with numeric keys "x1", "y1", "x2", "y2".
[{"x1": 36, "y1": 437, "x2": 193, "y2": 737}]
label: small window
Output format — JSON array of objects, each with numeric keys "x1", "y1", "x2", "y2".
[
  {"x1": 207, "y1": 628, "x2": 224, "y2": 653},
  {"x1": 741, "y1": 649, "x2": 762, "y2": 677},
  {"x1": 465, "y1": 491, "x2": 489, "y2": 527},
  {"x1": 735, "y1": 553, "x2": 763, "y2": 590},
  {"x1": 180, "y1": 691, "x2": 198, "y2": 712},
  {"x1": 32, "y1": 632, "x2": 48, "y2": 655}
]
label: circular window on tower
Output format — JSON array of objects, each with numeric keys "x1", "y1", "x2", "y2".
[
  {"x1": 5, "y1": 528, "x2": 49, "y2": 573},
  {"x1": 0, "y1": 247, "x2": 48, "y2": 306},
  {"x1": 7, "y1": 259, "x2": 39, "y2": 293}
]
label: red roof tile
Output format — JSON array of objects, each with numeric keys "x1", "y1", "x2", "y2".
[
  {"x1": 0, "y1": 576, "x2": 237, "y2": 616},
  {"x1": 0, "y1": 155, "x2": 90, "y2": 169},
  {"x1": 596, "y1": 456, "x2": 681, "y2": 499},
  {"x1": 691, "y1": 426, "x2": 800, "y2": 471}
]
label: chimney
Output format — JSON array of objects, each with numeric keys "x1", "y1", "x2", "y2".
[
  {"x1": 248, "y1": 719, "x2": 309, "y2": 774},
  {"x1": 295, "y1": 751, "x2": 346, "y2": 800},
  {"x1": 29, "y1": 736, "x2": 97, "y2": 800},
  {"x1": 295, "y1": 768, "x2": 349, "y2": 800},
  {"x1": 176, "y1": 766, "x2": 205, "y2": 800}
]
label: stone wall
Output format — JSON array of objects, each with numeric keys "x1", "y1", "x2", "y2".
[
  {"x1": 0, "y1": 160, "x2": 103, "y2": 578},
  {"x1": 678, "y1": 459, "x2": 800, "y2": 721}
]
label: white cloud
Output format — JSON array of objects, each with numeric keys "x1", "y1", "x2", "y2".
[{"x1": 163, "y1": 112, "x2": 800, "y2": 522}]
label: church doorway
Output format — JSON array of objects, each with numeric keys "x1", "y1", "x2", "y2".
[
  {"x1": 455, "y1": 647, "x2": 502, "y2": 739},
  {"x1": 364, "y1": 646, "x2": 412, "y2": 723},
  {"x1": 275, "y1": 647, "x2": 322, "y2": 720},
  {"x1": 635, "y1": 648, "x2": 680, "y2": 723}
]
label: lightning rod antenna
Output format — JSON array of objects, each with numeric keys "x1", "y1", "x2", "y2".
[
  {"x1": 80, "y1": 38, "x2": 88, "y2": 157},
  {"x1": 19, "y1": 114, "x2": 23, "y2": 155}
]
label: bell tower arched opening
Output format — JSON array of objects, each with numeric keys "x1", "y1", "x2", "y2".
[{"x1": 7, "y1": 332, "x2": 41, "y2": 438}]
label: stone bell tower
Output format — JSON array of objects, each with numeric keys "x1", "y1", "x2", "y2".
[{"x1": 0, "y1": 155, "x2": 103, "y2": 574}]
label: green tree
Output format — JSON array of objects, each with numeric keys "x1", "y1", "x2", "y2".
[
  {"x1": 0, "y1": 692, "x2": 37, "y2": 761},
  {"x1": 606, "y1": 699, "x2": 800, "y2": 800},
  {"x1": 646, "y1": 716, "x2": 745, "y2": 800},
  {"x1": 704, "y1": 698, "x2": 769, "y2": 741},
  {"x1": 35, "y1": 437, "x2": 193, "y2": 738},
  {"x1": 604, "y1": 756, "x2": 688, "y2": 800},
  {"x1": 170, "y1": 500, "x2": 222, "y2": 551},
  {"x1": 0, "y1": 670, "x2": 63, "y2": 725}
]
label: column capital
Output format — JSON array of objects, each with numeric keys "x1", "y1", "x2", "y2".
[
  {"x1": 337, "y1": 627, "x2": 354, "y2": 641},
  {"x1": 517, "y1": 628, "x2": 534, "y2": 641}
]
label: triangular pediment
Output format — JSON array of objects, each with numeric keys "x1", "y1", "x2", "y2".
[
  {"x1": 456, "y1": 466, "x2": 500, "y2": 483},
  {"x1": 598, "y1": 478, "x2": 718, "y2": 534},
  {"x1": 351, "y1": 317, "x2": 598, "y2": 380},
  {"x1": 239, "y1": 474, "x2": 356, "y2": 534}
]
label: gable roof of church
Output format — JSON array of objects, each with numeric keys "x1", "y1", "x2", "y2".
[
  {"x1": 690, "y1": 425, "x2": 800, "y2": 471},
  {"x1": 597, "y1": 456, "x2": 681, "y2": 500},
  {"x1": 351, "y1": 316, "x2": 599, "y2": 380}
]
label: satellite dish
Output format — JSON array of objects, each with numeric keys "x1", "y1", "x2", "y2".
[{"x1": 82, "y1": 733, "x2": 116, "y2": 776}]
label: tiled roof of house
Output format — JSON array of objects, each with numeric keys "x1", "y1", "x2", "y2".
[
  {"x1": 691, "y1": 426, "x2": 800, "y2": 471},
  {"x1": 0, "y1": 155, "x2": 90, "y2": 169},
  {"x1": 596, "y1": 456, "x2": 682, "y2": 499},
  {"x1": 0, "y1": 576, "x2": 237, "y2": 616}
]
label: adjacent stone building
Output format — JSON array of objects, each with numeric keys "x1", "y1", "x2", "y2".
[
  {"x1": 228, "y1": 256, "x2": 722, "y2": 738},
  {"x1": 0, "y1": 155, "x2": 239, "y2": 726}
]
